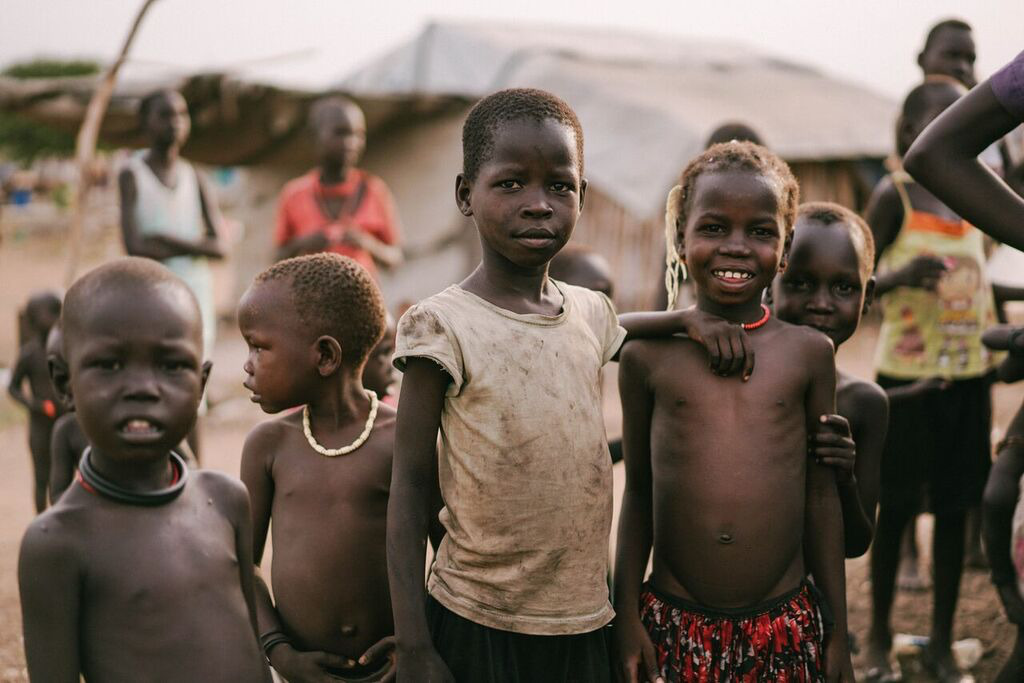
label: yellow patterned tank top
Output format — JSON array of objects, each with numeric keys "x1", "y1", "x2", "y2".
[{"x1": 875, "y1": 172, "x2": 997, "y2": 379}]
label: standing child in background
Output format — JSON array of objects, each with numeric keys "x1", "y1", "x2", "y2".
[
  {"x1": 388, "y1": 88, "x2": 755, "y2": 683},
  {"x1": 275, "y1": 97, "x2": 403, "y2": 274},
  {"x1": 239, "y1": 254, "x2": 398, "y2": 682},
  {"x1": 119, "y1": 88, "x2": 225, "y2": 461},
  {"x1": 363, "y1": 312, "x2": 399, "y2": 406},
  {"x1": 8, "y1": 291, "x2": 63, "y2": 513},
  {"x1": 18, "y1": 258, "x2": 269, "y2": 682},
  {"x1": 43, "y1": 323, "x2": 89, "y2": 503},
  {"x1": 772, "y1": 202, "x2": 889, "y2": 559},
  {"x1": 864, "y1": 79, "x2": 998, "y2": 683},
  {"x1": 977, "y1": 326, "x2": 1024, "y2": 683},
  {"x1": 614, "y1": 142, "x2": 853, "y2": 683}
]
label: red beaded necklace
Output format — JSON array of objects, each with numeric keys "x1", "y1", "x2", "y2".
[{"x1": 742, "y1": 304, "x2": 772, "y2": 331}]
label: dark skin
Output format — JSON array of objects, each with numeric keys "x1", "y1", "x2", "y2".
[
  {"x1": 905, "y1": 80, "x2": 1024, "y2": 252},
  {"x1": 614, "y1": 170, "x2": 852, "y2": 683},
  {"x1": 18, "y1": 279, "x2": 269, "y2": 682},
  {"x1": 865, "y1": 81, "x2": 981, "y2": 680},
  {"x1": 979, "y1": 328, "x2": 1024, "y2": 682},
  {"x1": 362, "y1": 314, "x2": 398, "y2": 399},
  {"x1": 238, "y1": 278, "x2": 398, "y2": 683},
  {"x1": 47, "y1": 413, "x2": 88, "y2": 503},
  {"x1": 772, "y1": 219, "x2": 888, "y2": 558},
  {"x1": 549, "y1": 247, "x2": 615, "y2": 298},
  {"x1": 276, "y1": 101, "x2": 402, "y2": 268},
  {"x1": 918, "y1": 26, "x2": 977, "y2": 88},
  {"x1": 9, "y1": 297, "x2": 63, "y2": 513},
  {"x1": 388, "y1": 119, "x2": 758, "y2": 683}
]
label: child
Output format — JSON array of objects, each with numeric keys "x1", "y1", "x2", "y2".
[
  {"x1": 772, "y1": 202, "x2": 889, "y2": 559},
  {"x1": 18, "y1": 257, "x2": 269, "y2": 682},
  {"x1": 917, "y1": 19, "x2": 976, "y2": 88},
  {"x1": 238, "y1": 253, "x2": 398, "y2": 682},
  {"x1": 614, "y1": 142, "x2": 853, "y2": 682},
  {"x1": 362, "y1": 312, "x2": 399, "y2": 406},
  {"x1": 549, "y1": 244, "x2": 615, "y2": 299},
  {"x1": 43, "y1": 323, "x2": 89, "y2": 503},
  {"x1": 8, "y1": 291, "x2": 63, "y2": 512},
  {"x1": 864, "y1": 78, "x2": 998, "y2": 682},
  {"x1": 119, "y1": 88, "x2": 225, "y2": 460},
  {"x1": 387, "y1": 88, "x2": 754, "y2": 683},
  {"x1": 275, "y1": 97, "x2": 403, "y2": 275}
]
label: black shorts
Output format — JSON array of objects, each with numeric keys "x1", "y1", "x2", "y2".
[
  {"x1": 426, "y1": 594, "x2": 611, "y2": 683},
  {"x1": 876, "y1": 373, "x2": 993, "y2": 514}
]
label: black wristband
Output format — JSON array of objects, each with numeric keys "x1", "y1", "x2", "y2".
[{"x1": 260, "y1": 630, "x2": 292, "y2": 659}]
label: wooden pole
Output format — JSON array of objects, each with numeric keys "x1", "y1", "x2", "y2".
[{"x1": 65, "y1": 0, "x2": 160, "y2": 285}]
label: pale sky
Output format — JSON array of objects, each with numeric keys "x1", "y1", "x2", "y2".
[{"x1": 1, "y1": 0, "x2": 1022, "y2": 99}]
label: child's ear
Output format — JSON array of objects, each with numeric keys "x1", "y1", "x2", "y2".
[
  {"x1": 455, "y1": 173, "x2": 473, "y2": 217},
  {"x1": 862, "y1": 276, "x2": 877, "y2": 314},
  {"x1": 48, "y1": 358, "x2": 73, "y2": 410},
  {"x1": 315, "y1": 336, "x2": 343, "y2": 377},
  {"x1": 778, "y1": 231, "x2": 793, "y2": 272},
  {"x1": 579, "y1": 178, "x2": 588, "y2": 211}
]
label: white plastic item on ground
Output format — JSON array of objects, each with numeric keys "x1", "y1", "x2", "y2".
[{"x1": 892, "y1": 634, "x2": 984, "y2": 671}]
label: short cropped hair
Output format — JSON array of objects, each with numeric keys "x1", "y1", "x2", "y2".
[
  {"x1": 796, "y1": 202, "x2": 876, "y2": 282},
  {"x1": 63, "y1": 257, "x2": 200, "y2": 354},
  {"x1": 255, "y1": 253, "x2": 386, "y2": 367},
  {"x1": 923, "y1": 19, "x2": 972, "y2": 52},
  {"x1": 462, "y1": 88, "x2": 584, "y2": 180},
  {"x1": 704, "y1": 122, "x2": 764, "y2": 149},
  {"x1": 308, "y1": 95, "x2": 363, "y2": 130},
  {"x1": 662, "y1": 141, "x2": 798, "y2": 309}
]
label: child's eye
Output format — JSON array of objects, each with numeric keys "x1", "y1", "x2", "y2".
[
  {"x1": 699, "y1": 223, "x2": 724, "y2": 234},
  {"x1": 833, "y1": 282, "x2": 856, "y2": 296},
  {"x1": 92, "y1": 359, "x2": 122, "y2": 371},
  {"x1": 163, "y1": 359, "x2": 194, "y2": 372},
  {"x1": 751, "y1": 226, "x2": 777, "y2": 238},
  {"x1": 783, "y1": 278, "x2": 810, "y2": 291},
  {"x1": 550, "y1": 182, "x2": 573, "y2": 193},
  {"x1": 497, "y1": 179, "x2": 522, "y2": 190}
]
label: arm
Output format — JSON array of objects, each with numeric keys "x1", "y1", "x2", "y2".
[
  {"x1": 7, "y1": 348, "x2": 37, "y2": 413},
  {"x1": 983, "y1": 325, "x2": 1024, "y2": 384},
  {"x1": 801, "y1": 336, "x2": 853, "y2": 682},
  {"x1": 617, "y1": 308, "x2": 755, "y2": 378},
  {"x1": 388, "y1": 358, "x2": 454, "y2": 682},
  {"x1": 905, "y1": 81, "x2": 1024, "y2": 251},
  {"x1": 195, "y1": 171, "x2": 225, "y2": 259},
  {"x1": 49, "y1": 416, "x2": 79, "y2": 503},
  {"x1": 119, "y1": 168, "x2": 223, "y2": 260},
  {"x1": 224, "y1": 478, "x2": 261, "y2": 645},
  {"x1": 342, "y1": 229, "x2": 404, "y2": 269},
  {"x1": 864, "y1": 181, "x2": 947, "y2": 297},
  {"x1": 18, "y1": 521, "x2": 81, "y2": 682},
  {"x1": 982, "y1": 435, "x2": 1024, "y2": 624},
  {"x1": 612, "y1": 343, "x2": 662, "y2": 683}
]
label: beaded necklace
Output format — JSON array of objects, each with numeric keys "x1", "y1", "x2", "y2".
[
  {"x1": 302, "y1": 390, "x2": 379, "y2": 457},
  {"x1": 742, "y1": 304, "x2": 772, "y2": 331}
]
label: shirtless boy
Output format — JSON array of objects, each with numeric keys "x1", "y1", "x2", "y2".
[
  {"x1": 18, "y1": 257, "x2": 269, "y2": 682},
  {"x1": 43, "y1": 323, "x2": 89, "y2": 503},
  {"x1": 614, "y1": 142, "x2": 853, "y2": 682},
  {"x1": 388, "y1": 88, "x2": 755, "y2": 683},
  {"x1": 239, "y1": 253, "x2": 398, "y2": 682},
  {"x1": 773, "y1": 202, "x2": 889, "y2": 558},
  {"x1": 9, "y1": 291, "x2": 63, "y2": 512}
]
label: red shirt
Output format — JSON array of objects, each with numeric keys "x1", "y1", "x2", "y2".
[{"x1": 274, "y1": 168, "x2": 401, "y2": 275}]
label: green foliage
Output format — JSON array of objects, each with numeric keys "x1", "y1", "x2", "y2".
[
  {"x1": 0, "y1": 58, "x2": 102, "y2": 163},
  {"x1": 2, "y1": 58, "x2": 100, "y2": 79}
]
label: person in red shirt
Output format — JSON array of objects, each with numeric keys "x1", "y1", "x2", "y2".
[{"x1": 275, "y1": 97, "x2": 403, "y2": 276}]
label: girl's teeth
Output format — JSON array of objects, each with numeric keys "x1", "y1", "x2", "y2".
[{"x1": 124, "y1": 419, "x2": 156, "y2": 433}]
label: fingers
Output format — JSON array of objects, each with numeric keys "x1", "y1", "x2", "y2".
[
  {"x1": 642, "y1": 644, "x2": 665, "y2": 683},
  {"x1": 316, "y1": 651, "x2": 357, "y2": 669},
  {"x1": 723, "y1": 333, "x2": 742, "y2": 377},
  {"x1": 707, "y1": 337, "x2": 722, "y2": 375},
  {"x1": 359, "y1": 636, "x2": 395, "y2": 666},
  {"x1": 618, "y1": 658, "x2": 641, "y2": 683},
  {"x1": 817, "y1": 414, "x2": 851, "y2": 435},
  {"x1": 740, "y1": 331, "x2": 755, "y2": 381}
]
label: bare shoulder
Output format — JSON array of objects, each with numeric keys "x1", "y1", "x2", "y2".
[
  {"x1": 191, "y1": 469, "x2": 250, "y2": 519},
  {"x1": 774, "y1": 320, "x2": 834, "y2": 355},
  {"x1": 837, "y1": 374, "x2": 888, "y2": 426},
  {"x1": 19, "y1": 501, "x2": 86, "y2": 568},
  {"x1": 241, "y1": 413, "x2": 301, "y2": 462},
  {"x1": 374, "y1": 401, "x2": 397, "y2": 431}
]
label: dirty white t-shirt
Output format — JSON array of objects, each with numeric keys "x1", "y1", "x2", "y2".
[{"x1": 394, "y1": 280, "x2": 625, "y2": 635}]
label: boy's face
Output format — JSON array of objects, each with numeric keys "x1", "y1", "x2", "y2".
[
  {"x1": 314, "y1": 103, "x2": 366, "y2": 170},
  {"x1": 681, "y1": 170, "x2": 787, "y2": 308},
  {"x1": 919, "y1": 27, "x2": 976, "y2": 87},
  {"x1": 64, "y1": 285, "x2": 208, "y2": 461},
  {"x1": 362, "y1": 317, "x2": 396, "y2": 398},
  {"x1": 457, "y1": 118, "x2": 585, "y2": 269},
  {"x1": 773, "y1": 220, "x2": 871, "y2": 348},
  {"x1": 238, "y1": 279, "x2": 318, "y2": 413},
  {"x1": 145, "y1": 91, "x2": 190, "y2": 148}
]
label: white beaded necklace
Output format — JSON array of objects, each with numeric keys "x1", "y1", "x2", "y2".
[{"x1": 302, "y1": 390, "x2": 379, "y2": 457}]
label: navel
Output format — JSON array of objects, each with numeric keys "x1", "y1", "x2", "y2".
[
  {"x1": 717, "y1": 532, "x2": 735, "y2": 545},
  {"x1": 340, "y1": 624, "x2": 358, "y2": 637},
  {"x1": 675, "y1": 398, "x2": 686, "y2": 407}
]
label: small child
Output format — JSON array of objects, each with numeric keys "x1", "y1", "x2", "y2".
[
  {"x1": 864, "y1": 79, "x2": 998, "y2": 681},
  {"x1": 979, "y1": 326, "x2": 1024, "y2": 683},
  {"x1": 18, "y1": 257, "x2": 269, "y2": 681},
  {"x1": 119, "y1": 88, "x2": 225, "y2": 461},
  {"x1": 42, "y1": 323, "x2": 89, "y2": 503},
  {"x1": 772, "y1": 202, "x2": 889, "y2": 558},
  {"x1": 362, "y1": 311, "x2": 398, "y2": 406},
  {"x1": 388, "y1": 88, "x2": 753, "y2": 683},
  {"x1": 238, "y1": 253, "x2": 398, "y2": 682},
  {"x1": 614, "y1": 142, "x2": 853, "y2": 682},
  {"x1": 8, "y1": 291, "x2": 63, "y2": 512}
]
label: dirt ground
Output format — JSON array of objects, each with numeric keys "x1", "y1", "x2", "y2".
[{"x1": 0, "y1": 225, "x2": 1020, "y2": 681}]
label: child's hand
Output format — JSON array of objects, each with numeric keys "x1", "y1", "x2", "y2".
[
  {"x1": 824, "y1": 634, "x2": 855, "y2": 683},
  {"x1": 613, "y1": 617, "x2": 664, "y2": 683},
  {"x1": 997, "y1": 583, "x2": 1024, "y2": 625},
  {"x1": 678, "y1": 308, "x2": 754, "y2": 380},
  {"x1": 897, "y1": 254, "x2": 948, "y2": 290},
  {"x1": 358, "y1": 635, "x2": 396, "y2": 682},
  {"x1": 982, "y1": 325, "x2": 1024, "y2": 355},
  {"x1": 809, "y1": 415, "x2": 856, "y2": 484},
  {"x1": 269, "y1": 643, "x2": 357, "y2": 683}
]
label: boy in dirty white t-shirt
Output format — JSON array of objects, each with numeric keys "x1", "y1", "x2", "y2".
[{"x1": 385, "y1": 88, "x2": 756, "y2": 683}]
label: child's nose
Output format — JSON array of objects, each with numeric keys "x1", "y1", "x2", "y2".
[
  {"x1": 124, "y1": 369, "x2": 161, "y2": 401},
  {"x1": 520, "y1": 191, "x2": 553, "y2": 218}
]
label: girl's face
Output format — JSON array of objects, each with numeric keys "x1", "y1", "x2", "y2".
[
  {"x1": 145, "y1": 91, "x2": 190, "y2": 148},
  {"x1": 680, "y1": 169, "x2": 788, "y2": 311}
]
